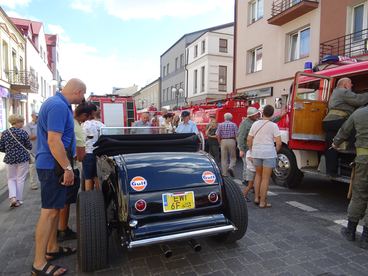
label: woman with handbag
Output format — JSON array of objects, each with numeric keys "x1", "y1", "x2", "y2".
[
  {"x1": 247, "y1": 105, "x2": 282, "y2": 208},
  {"x1": 0, "y1": 114, "x2": 32, "y2": 207}
]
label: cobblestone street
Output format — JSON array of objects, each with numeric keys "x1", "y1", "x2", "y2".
[{"x1": 1, "y1": 162, "x2": 368, "y2": 276}]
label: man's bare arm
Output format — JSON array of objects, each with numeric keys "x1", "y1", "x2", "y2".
[{"x1": 48, "y1": 131, "x2": 74, "y2": 185}]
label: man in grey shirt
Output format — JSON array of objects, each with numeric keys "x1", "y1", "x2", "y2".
[
  {"x1": 24, "y1": 111, "x2": 39, "y2": 190},
  {"x1": 323, "y1": 78, "x2": 368, "y2": 176},
  {"x1": 132, "y1": 112, "x2": 152, "y2": 134},
  {"x1": 237, "y1": 107, "x2": 260, "y2": 185}
]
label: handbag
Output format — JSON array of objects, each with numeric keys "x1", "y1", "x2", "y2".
[{"x1": 8, "y1": 129, "x2": 35, "y2": 164}]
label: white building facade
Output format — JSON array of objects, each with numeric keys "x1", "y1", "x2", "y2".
[
  {"x1": 0, "y1": 8, "x2": 27, "y2": 131},
  {"x1": 186, "y1": 25, "x2": 234, "y2": 104}
]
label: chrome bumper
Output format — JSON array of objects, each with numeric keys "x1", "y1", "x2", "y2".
[{"x1": 127, "y1": 224, "x2": 236, "y2": 249}]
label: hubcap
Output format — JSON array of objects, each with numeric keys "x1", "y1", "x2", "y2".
[{"x1": 273, "y1": 153, "x2": 291, "y2": 180}]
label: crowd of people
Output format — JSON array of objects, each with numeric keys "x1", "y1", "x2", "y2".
[{"x1": 0, "y1": 76, "x2": 367, "y2": 275}]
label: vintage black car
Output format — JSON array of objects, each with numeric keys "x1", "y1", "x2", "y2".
[{"x1": 76, "y1": 128, "x2": 248, "y2": 272}]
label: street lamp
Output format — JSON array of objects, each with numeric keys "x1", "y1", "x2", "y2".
[
  {"x1": 171, "y1": 87, "x2": 184, "y2": 109},
  {"x1": 140, "y1": 99, "x2": 146, "y2": 109},
  {"x1": 51, "y1": 78, "x2": 66, "y2": 91}
]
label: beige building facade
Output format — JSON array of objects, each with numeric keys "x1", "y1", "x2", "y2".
[
  {"x1": 235, "y1": 0, "x2": 321, "y2": 109},
  {"x1": 133, "y1": 78, "x2": 160, "y2": 111},
  {"x1": 235, "y1": 0, "x2": 368, "y2": 109}
]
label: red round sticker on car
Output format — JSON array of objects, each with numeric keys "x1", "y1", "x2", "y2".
[
  {"x1": 202, "y1": 171, "x2": 216, "y2": 184},
  {"x1": 130, "y1": 176, "x2": 147, "y2": 191}
]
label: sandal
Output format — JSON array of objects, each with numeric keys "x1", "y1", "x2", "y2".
[
  {"x1": 31, "y1": 262, "x2": 67, "y2": 276},
  {"x1": 46, "y1": 246, "x2": 77, "y2": 261},
  {"x1": 10, "y1": 198, "x2": 20, "y2": 208},
  {"x1": 259, "y1": 202, "x2": 272, "y2": 208}
]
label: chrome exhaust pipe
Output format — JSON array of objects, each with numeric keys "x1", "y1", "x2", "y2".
[
  {"x1": 189, "y1": 239, "x2": 201, "y2": 252},
  {"x1": 160, "y1": 244, "x2": 172, "y2": 258}
]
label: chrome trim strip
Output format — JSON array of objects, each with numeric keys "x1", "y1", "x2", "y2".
[{"x1": 127, "y1": 225, "x2": 236, "y2": 248}]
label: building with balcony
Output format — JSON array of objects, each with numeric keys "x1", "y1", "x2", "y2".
[
  {"x1": 234, "y1": 0, "x2": 321, "y2": 109},
  {"x1": 186, "y1": 24, "x2": 234, "y2": 104},
  {"x1": 319, "y1": 0, "x2": 368, "y2": 62},
  {"x1": 0, "y1": 7, "x2": 27, "y2": 131},
  {"x1": 133, "y1": 78, "x2": 160, "y2": 111},
  {"x1": 11, "y1": 17, "x2": 57, "y2": 122}
]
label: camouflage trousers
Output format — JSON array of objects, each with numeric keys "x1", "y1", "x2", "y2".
[{"x1": 348, "y1": 162, "x2": 368, "y2": 227}]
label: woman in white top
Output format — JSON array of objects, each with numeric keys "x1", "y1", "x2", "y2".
[
  {"x1": 160, "y1": 113, "x2": 174, "y2": 133},
  {"x1": 247, "y1": 105, "x2": 282, "y2": 208}
]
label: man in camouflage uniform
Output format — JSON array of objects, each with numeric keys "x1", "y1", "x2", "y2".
[
  {"x1": 237, "y1": 107, "x2": 260, "y2": 185},
  {"x1": 333, "y1": 106, "x2": 368, "y2": 249},
  {"x1": 323, "y1": 78, "x2": 368, "y2": 176}
]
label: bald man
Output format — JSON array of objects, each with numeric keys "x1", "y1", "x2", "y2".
[
  {"x1": 32, "y1": 78, "x2": 86, "y2": 275},
  {"x1": 322, "y1": 78, "x2": 368, "y2": 177}
]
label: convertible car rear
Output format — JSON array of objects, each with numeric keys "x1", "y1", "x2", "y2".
[{"x1": 77, "y1": 129, "x2": 248, "y2": 272}]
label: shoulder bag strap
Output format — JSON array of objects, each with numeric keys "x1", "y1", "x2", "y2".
[
  {"x1": 8, "y1": 129, "x2": 34, "y2": 158},
  {"x1": 253, "y1": 120, "x2": 271, "y2": 139}
]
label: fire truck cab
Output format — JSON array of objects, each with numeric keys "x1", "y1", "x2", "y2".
[
  {"x1": 88, "y1": 95, "x2": 136, "y2": 127},
  {"x1": 273, "y1": 60, "x2": 368, "y2": 188}
]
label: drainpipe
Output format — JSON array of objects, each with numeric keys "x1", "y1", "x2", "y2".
[
  {"x1": 184, "y1": 48, "x2": 189, "y2": 106},
  {"x1": 232, "y1": 0, "x2": 238, "y2": 98},
  {"x1": 24, "y1": 36, "x2": 29, "y2": 123}
]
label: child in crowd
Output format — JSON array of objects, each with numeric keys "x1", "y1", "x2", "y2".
[{"x1": 243, "y1": 150, "x2": 255, "y2": 202}]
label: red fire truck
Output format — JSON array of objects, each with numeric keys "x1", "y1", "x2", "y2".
[
  {"x1": 181, "y1": 99, "x2": 259, "y2": 138},
  {"x1": 272, "y1": 60, "x2": 368, "y2": 188},
  {"x1": 88, "y1": 94, "x2": 136, "y2": 127}
]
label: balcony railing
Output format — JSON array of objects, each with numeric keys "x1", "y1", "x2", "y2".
[
  {"x1": 320, "y1": 28, "x2": 368, "y2": 62},
  {"x1": 268, "y1": 0, "x2": 319, "y2": 26},
  {"x1": 6, "y1": 70, "x2": 39, "y2": 93}
]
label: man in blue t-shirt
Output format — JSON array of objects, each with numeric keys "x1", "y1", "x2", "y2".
[{"x1": 32, "y1": 78, "x2": 86, "y2": 276}]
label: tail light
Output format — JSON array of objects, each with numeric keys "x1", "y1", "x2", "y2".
[
  {"x1": 208, "y1": 192, "x2": 219, "y2": 203},
  {"x1": 135, "y1": 199, "x2": 147, "y2": 212}
]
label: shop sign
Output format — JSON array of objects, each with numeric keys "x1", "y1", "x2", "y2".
[
  {"x1": 10, "y1": 93, "x2": 27, "y2": 100},
  {"x1": 243, "y1": 87, "x2": 273, "y2": 99}
]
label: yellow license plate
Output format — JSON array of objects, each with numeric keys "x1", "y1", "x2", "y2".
[{"x1": 162, "y1": 191, "x2": 195, "y2": 213}]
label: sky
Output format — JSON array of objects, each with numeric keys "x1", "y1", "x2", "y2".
[{"x1": 0, "y1": 0, "x2": 234, "y2": 95}]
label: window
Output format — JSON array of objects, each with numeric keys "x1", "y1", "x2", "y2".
[
  {"x1": 200, "y1": 66, "x2": 205, "y2": 92},
  {"x1": 289, "y1": 27, "x2": 310, "y2": 61},
  {"x1": 175, "y1": 57, "x2": 178, "y2": 71},
  {"x1": 180, "y1": 82, "x2": 184, "y2": 96},
  {"x1": 249, "y1": 0, "x2": 264, "y2": 24},
  {"x1": 163, "y1": 66, "x2": 166, "y2": 77},
  {"x1": 194, "y1": 69, "x2": 198, "y2": 94},
  {"x1": 219, "y1": 39, "x2": 228, "y2": 53},
  {"x1": 352, "y1": 4, "x2": 364, "y2": 41},
  {"x1": 162, "y1": 89, "x2": 165, "y2": 102},
  {"x1": 201, "y1": 40, "x2": 205, "y2": 54},
  {"x1": 166, "y1": 64, "x2": 169, "y2": 75},
  {"x1": 19, "y1": 57, "x2": 23, "y2": 71},
  {"x1": 194, "y1": 45, "x2": 198, "y2": 58},
  {"x1": 180, "y1": 54, "x2": 184, "y2": 67},
  {"x1": 219, "y1": 66, "x2": 227, "y2": 92},
  {"x1": 249, "y1": 46, "x2": 263, "y2": 73}
]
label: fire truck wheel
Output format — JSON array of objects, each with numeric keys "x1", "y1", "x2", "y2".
[{"x1": 272, "y1": 146, "x2": 303, "y2": 189}]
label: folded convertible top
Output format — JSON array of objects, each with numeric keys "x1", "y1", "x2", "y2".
[{"x1": 93, "y1": 133, "x2": 200, "y2": 156}]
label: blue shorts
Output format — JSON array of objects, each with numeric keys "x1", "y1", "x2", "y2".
[
  {"x1": 82, "y1": 153, "x2": 97, "y2": 179},
  {"x1": 253, "y1": 158, "x2": 277, "y2": 168},
  {"x1": 37, "y1": 169, "x2": 67, "y2": 209}
]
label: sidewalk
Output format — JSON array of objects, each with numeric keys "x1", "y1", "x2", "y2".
[
  {"x1": 0, "y1": 153, "x2": 8, "y2": 202},
  {"x1": 0, "y1": 181, "x2": 78, "y2": 275}
]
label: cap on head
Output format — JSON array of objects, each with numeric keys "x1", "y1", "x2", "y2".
[
  {"x1": 31, "y1": 111, "x2": 39, "y2": 116},
  {"x1": 181, "y1": 111, "x2": 190, "y2": 117},
  {"x1": 247, "y1": 107, "x2": 260, "y2": 117}
]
